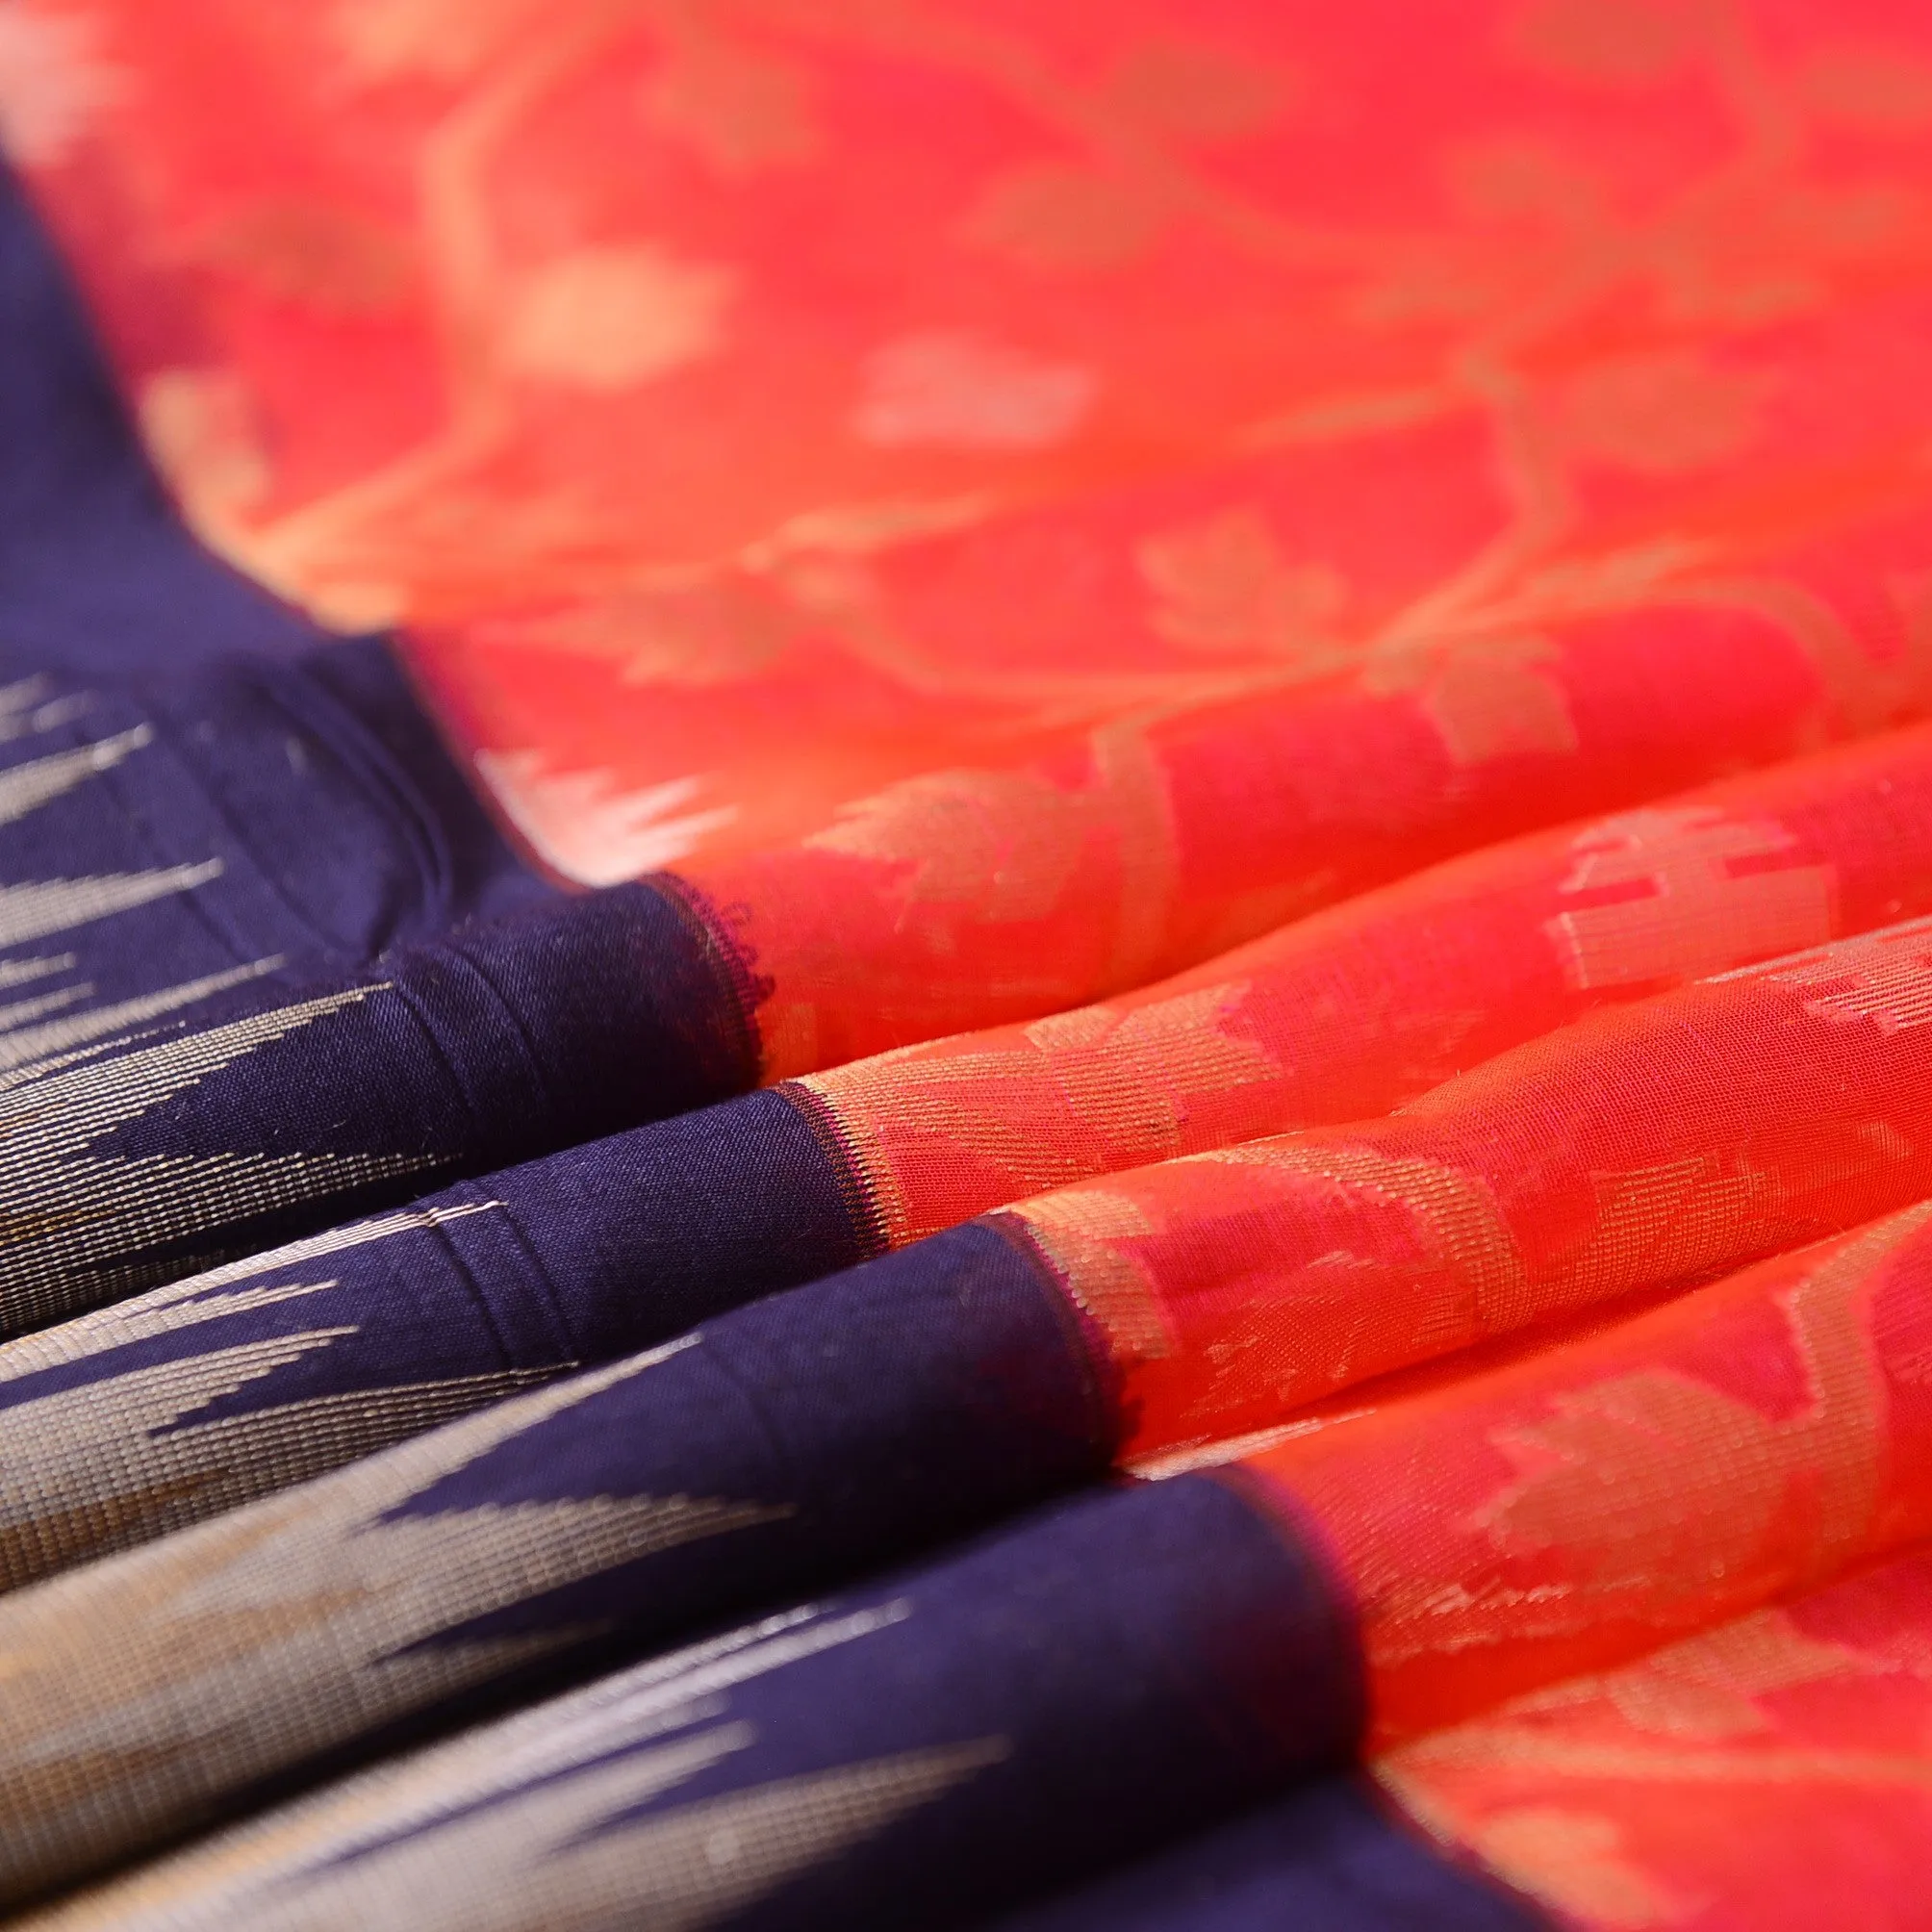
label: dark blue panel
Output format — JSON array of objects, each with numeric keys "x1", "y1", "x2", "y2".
[
  {"x1": 698, "y1": 1476, "x2": 1362, "y2": 1928},
  {"x1": 0, "y1": 877, "x2": 768, "y2": 1330},
  {"x1": 993, "y1": 1778, "x2": 1548, "y2": 1932},
  {"x1": 12, "y1": 1083, "x2": 877, "y2": 1417},
  {"x1": 67, "y1": 641, "x2": 545, "y2": 981},
  {"x1": 484, "y1": 1085, "x2": 881, "y2": 1363},
  {"x1": 182, "y1": 641, "x2": 551, "y2": 941},
  {"x1": 385, "y1": 1219, "x2": 1109, "y2": 1632},
  {"x1": 0, "y1": 642, "x2": 537, "y2": 1019},
  {"x1": 0, "y1": 160, "x2": 326, "y2": 676}
]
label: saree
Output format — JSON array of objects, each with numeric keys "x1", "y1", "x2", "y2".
[{"x1": 1, "y1": 0, "x2": 1931, "y2": 1924}]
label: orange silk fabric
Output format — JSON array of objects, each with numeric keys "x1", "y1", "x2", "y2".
[
  {"x1": 986, "y1": 913, "x2": 1932, "y2": 1459},
  {"x1": 715, "y1": 547, "x2": 1932, "y2": 1073},
  {"x1": 801, "y1": 722, "x2": 1932, "y2": 1247},
  {"x1": 20, "y1": 1, "x2": 1932, "y2": 1068},
  {"x1": 1234, "y1": 1203, "x2": 1932, "y2": 1745},
  {"x1": 1380, "y1": 1545, "x2": 1932, "y2": 1931}
]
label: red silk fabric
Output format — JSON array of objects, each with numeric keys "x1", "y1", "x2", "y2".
[
  {"x1": 20, "y1": 0, "x2": 1932, "y2": 1067},
  {"x1": 801, "y1": 722, "x2": 1932, "y2": 1247},
  {"x1": 18, "y1": 0, "x2": 1932, "y2": 1916},
  {"x1": 1240, "y1": 1203, "x2": 1932, "y2": 1744},
  {"x1": 1379, "y1": 1540, "x2": 1932, "y2": 1931}
]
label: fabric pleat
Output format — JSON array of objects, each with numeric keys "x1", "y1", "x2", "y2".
[{"x1": 9, "y1": 0, "x2": 1932, "y2": 1922}]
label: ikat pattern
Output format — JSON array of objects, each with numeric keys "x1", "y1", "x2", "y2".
[
  {"x1": 0, "y1": 980, "x2": 435, "y2": 1333},
  {"x1": 0, "y1": 689, "x2": 234, "y2": 1067},
  {"x1": 0, "y1": 1334, "x2": 788, "y2": 1903},
  {"x1": 0, "y1": 1204, "x2": 562, "y2": 1589},
  {"x1": 0, "y1": 684, "x2": 460, "y2": 1333},
  {"x1": 14, "y1": 1603, "x2": 997, "y2": 1932}
]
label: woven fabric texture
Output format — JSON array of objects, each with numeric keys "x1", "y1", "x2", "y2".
[{"x1": 8, "y1": 1, "x2": 1932, "y2": 1925}]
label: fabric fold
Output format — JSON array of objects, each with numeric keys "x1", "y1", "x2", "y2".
[
  {"x1": 30, "y1": 594, "x2": 1932, "y2": 1346},
  {"x1": 13, "y1": 591, "x2": 1931, "y2": 1348},
  {"x1": 21, "y1": 1193, "x2": 1932, "y2": 1928},
  {"x1": 684, "y1": 561, "x2": 1932, "y2": 1077},
  {"x1": 1002, "y1": 1538, "x2": 1932, "y2": 1932},
  {"x1": 1376, "y1": 1541, "x2": 1932, "y2": 1932},
  {"x1": 0, "y1": 868, "x2": 762, "y2": 1336},
  {"x1": 16, "y1": 727, "x2": 1932, "y2": 1561},
  {"x1": 796, "y1": 721, "x2": 1932, "y2": 1245},
  {"x1": 6, "y1": 1182, "x2": 1932, "y2": 1902},
  {"x1": 13, "y1": 892, "x2": 1932, "y2": 1596},
  {"x1": 0, "y1": 1473, "x2": 1357, "y2": 1919}
]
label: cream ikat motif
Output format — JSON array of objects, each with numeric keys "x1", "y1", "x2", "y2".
[
  {"x1": 0, "y1": 680, "x2": 481, "y2": 1333},
  {"x1": 18, "y1": 1602, "x2": 1003, "y2": 1932},
  {"x1": 0, "y1": 1204, "x2": 564, "y2": 1589}
]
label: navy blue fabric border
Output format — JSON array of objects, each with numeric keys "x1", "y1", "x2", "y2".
[
  {"x1": 0, "y1": 876, "x2": 772, "y2": 1332},
  {"x1": 690, "y1": 1475, "x2": 1363, "y2": 1928},
  {"x1": 0, "y1": 160, "x2": 326, "y2": 677},
  {"x1": 394, "y1": 1219, "x2": 1115, "y2": 1649}
]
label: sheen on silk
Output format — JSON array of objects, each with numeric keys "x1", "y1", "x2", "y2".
[
  {"x1": 22, "y1": 0, "x2": 1932, "y2": 1069},
  {"x1": 7, "y1": 2, "x2": 1932, "y2": 1927}
]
